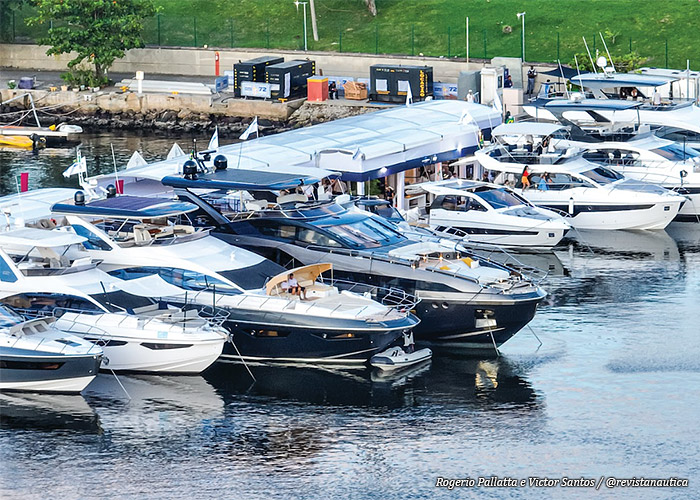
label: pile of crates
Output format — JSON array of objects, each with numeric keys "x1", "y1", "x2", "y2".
[{"x1": 343, "y1": 81, "x2": 368, "y2": 100}]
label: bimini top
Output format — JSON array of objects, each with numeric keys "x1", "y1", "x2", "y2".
[
  {"x1": 544, "y1": 99, "x2": 643, "y2": 111},
  {"x1": 0, "y1": 227, "x2": 87, "y2": 248},
  {"x1": 52, "y1": 195, "x2": 199, "y2": 219},
  {"x1": 491, "y1": 122, "x2": 566, "y2": 138},
  {"x1": 162, "y1": 168, "x2": 328, "y2": 191},
  {"x1": 570, "y1": 72, "x2": 677, "y2": 88}
]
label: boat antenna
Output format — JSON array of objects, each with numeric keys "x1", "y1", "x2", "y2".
[
  {"x1": 574, "y1": 55, "x2": 583, "y2": 96},
  {"x1": 599, "y1": 32, "x2": 616, "y2": 73},
  {"x1": 557, "y1": 59, "x2": 570, "y2": 99},
  {"x1": 582, "y1": 37, "x2": 597, "y2": 74}
]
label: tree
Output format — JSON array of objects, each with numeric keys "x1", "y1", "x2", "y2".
[
  {"x1": 0, "y1": 0, "x2": 26, "y2": 42},
  {"x1": 27, "y1": 0, "x2": 156, "y2": 84}
]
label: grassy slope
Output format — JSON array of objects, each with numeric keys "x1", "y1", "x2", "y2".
[{"x1": 11, "y1": 0, "x2": 700, "y2": 69}]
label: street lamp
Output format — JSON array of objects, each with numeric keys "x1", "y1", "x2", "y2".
[
  {"x1": 516, "y1": 12, "x2": 526, "y2": 62},
  {"x1": 294, "y1": 1, "x2": 308, "y2": 51}
]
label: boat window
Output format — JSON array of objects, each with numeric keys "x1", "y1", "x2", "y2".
[
  {"x1": 2, "y1": 293, "x2": 103, "y2": 314},
  {"x1": 71, "y1": 224, "x2": 113, "y2": 251},
  {"x1": 651, "y1": 144, "x2": 700, "y2": 161},
  {"x1": 297, "y1": 228, "x2": 343, "y2": 248},
  {"x1": 660, "y1": 129, "x2": 700, "y2": 143},
  {"x1": 256, "y1": 222, "x2": 297, "y2": 240},
  {"x1": 108, "y1": 266, "x2": 242, "y2": 294},
  {"x1": 320, "y1": 217, "x2": 406, "y2": 249},
  {"x1": 0, "y1": 306, "x2": 23, "y2": 327},
  {"x1": 580, "y1": 167, "x2": 623, "y2": 185},
  {"x1": 473, "y1": 187, "x2": 523, "y2": 209},
  {"x1": 529, "y1": 172, "x2": 589, "y2": 190},
  {"x1": 0, "y1": 256, "x2": 18, "y2": 283},
  {"x1": 369, "y1": 204, "x2": 402, "y2": 220}
]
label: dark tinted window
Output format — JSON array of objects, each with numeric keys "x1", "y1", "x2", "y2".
[{"x1": 72, "y1": 224, "x2": 113, "y2": 251}]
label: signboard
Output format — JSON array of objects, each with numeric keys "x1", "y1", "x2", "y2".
[
  {"x1": 214, "y1": 76, "x2": 229, "y2": 93},
  {"x1": 433, "y1": 82, "x2": 458, "y2": 100},
  {"x1": 241, "y1": 81, "x2": 272, "y2": 99}
]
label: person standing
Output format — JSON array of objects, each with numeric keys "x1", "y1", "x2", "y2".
[
  {"x1": 466, "y1": 89, "x2": 475, "y2": 103},
  {"x1": 526, "y1": 66, "x2": 537, "y2": 96}
]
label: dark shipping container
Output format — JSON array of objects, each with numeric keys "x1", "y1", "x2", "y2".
[
  {"x1": 233, "y1": 56, "x2": 285, "y2": 97},
  {"x1": 369, "y1": 65, "x2": 434, "y2": 103},
  {"x1": 265, "y1": 60, "x2": 316, "y2": 101}
]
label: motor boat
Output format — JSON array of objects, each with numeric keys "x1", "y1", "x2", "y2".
[
  {"x1": 1, "y1": 189, "x2": 418, "y2": 365},
  {"x1": 400, "y1": 180, "x2": 571, "y2": 248},
  {"x1": 149, "y1": 167, "x2": 547, "y2": 351},
  {"x1": 0, "y1": 228, "x2": 227, "y2": 373},
  {"x1": 370, "y1": 346, "x2": 432, "y2": 371},
  {"x1": 477, "y1": 124, "x2": 687, "y2": 230},
  {"x1": 0, "y1": 305, "x2": 102, "y2": 393}
]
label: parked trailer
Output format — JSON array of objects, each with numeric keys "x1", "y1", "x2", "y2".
[
  {"x1": 233, "y1": 56, "x2": 284, "y2": 97},
  {"x1": 369, "y1": 65, "x2": 433, "y2": 103},
  {"x1": 265, "y1": 60, "x2": 316, "y2": 101}
]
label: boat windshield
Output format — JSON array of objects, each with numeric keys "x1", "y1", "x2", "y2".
[
  {"x1": 651, "y1": 144, "x2": 700, "y2": 161},
  {"x1": 320, "y1": 218, "x2": 407, "y2": 249},
  {"x1": 368, "y1": 203, "x2": 403, "y2": 220},
  {"x1": 108, "y1": 267, "x2": 242, "y2": 294},
  {"x1": 580, "y1": 167, "x2": 624, "y2": 185},
  {"x1": 473, "y1": 187, "x2": 526, "y2": 209},
  {"x1": 0, "y1": 305, "x2": 23, "y2": 328}
]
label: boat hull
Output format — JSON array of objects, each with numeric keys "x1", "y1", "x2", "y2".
[{"x1": 0, "y1": 350, "x2": 101, "y2": 393}]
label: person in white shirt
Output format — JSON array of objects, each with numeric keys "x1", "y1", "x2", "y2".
[
  {"x1": 466, "y1": 89, "x2": 475, "y2": 103},
  {"x1": 285, "y1": 273, "x2": 305, "y2": 299},
  {"x1": 652, "y1": 87, "x2": 662, "y2": 106}
]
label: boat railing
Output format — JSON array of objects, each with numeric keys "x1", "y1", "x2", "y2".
[{"x1": 321, "y1": 278, "x2": 420, "y2": 315}]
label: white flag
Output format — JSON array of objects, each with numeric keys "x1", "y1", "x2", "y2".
[
  {"x1": 126, "y1": 151, "x2": 147, "y2": 168},
  {"x1": 167, "y1": 142, "x2": 185, "y2": 160},
  {"x1": 239, "y1": 117, "x2": 258, "y2": 141},
  {"x1": 406, "y1": 83, "x2": 413, "y2": 106},
  {"x1": 459, "y1": 109, "x2": 476, "y2": 125},
  {"x1": 63, "y1": 151, "x2": 87, "y2": 178},
  {"x1": 492, "y1": 89, "x2": 503, "y2": 115},
  {"x1": 208, "y1": 126, "x2": 219, "y2": 150}
]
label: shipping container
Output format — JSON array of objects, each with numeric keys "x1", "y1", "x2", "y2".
[
  {"x1": 369, "y1": 65, "x2": 433, "y2": 103},
  {"x1": 233, "y1": 56, "x2": 284, "y2": 97},
  {"x1": 265, "y1": 60, "x2": 316, "y2": 101}
]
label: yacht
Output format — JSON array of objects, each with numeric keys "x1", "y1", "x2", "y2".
[
  {"x1": 0, "y1": 228, "x2": 228, "y2": 373},
  {"x1": 152, "y1": 167, "x2": 547, "y2": 351},
  {"x1": 524, "y1": 102, "x2": 700, "y2": 223},
  {"x1": 477, "y1": 124, "x2": 687, "y2": 230},
  {"x1": 2, "y1": 189, "x2": 418, "y2": 364},
  {"x1": 400, "y1": 180, "x2": 570, "y2": 248},
  {"x1": 0, "y1": 305, "x2": 102, "y2": 393},
  {"x1": 524, "y1": 71, "x2": 700, "y2": 137}
]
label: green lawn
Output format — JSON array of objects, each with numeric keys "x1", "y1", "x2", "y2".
[{"x1": 7, "y1": 0, "x2": 700, "y2": 69}]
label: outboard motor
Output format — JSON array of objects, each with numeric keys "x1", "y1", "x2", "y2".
[
  {"x1": 106, "y1": 184, "x2": 117, "y2": 198},
  {"x1": 74, "y1": 191, "x2": 86, "y2": 206},
  {"x1": 202, "y1": 152, "x2": 211, "y2": 162},
  {"x1": 213, "y1": 154, "x2": 228, "y2": 171},
  {"x1": 183, "y1": 160, "x2": 198, "y2": 180}
]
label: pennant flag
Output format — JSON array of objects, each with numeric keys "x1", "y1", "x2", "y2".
[
  {"x1": 126, "y1": 151, "x2": 147, "y2": 168},
  {"x1": 406, "y1": 83, "x2": 413, "y2": 106},
  {"x1": 208, "y1": 126, "x2": 219, "y2": 150},
  {"x1": 167, "y1": 143, "x2": 185, "y2": 160},
  {"x1": 239, "y1": 117, "x2": 258, "y2": 141},
  {"x1": 63, "y1": 150, "x2": 87, "y2": 178}
]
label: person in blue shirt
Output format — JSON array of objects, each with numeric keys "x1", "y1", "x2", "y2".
[{"x1": 538, "y1": 172, "x2": 551, "y2": 190}]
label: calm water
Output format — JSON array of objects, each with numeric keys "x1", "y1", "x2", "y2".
[{"x1": 1, "y1": 135, "x2": 699, "y2": 499}]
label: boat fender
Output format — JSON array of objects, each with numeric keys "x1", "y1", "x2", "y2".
[
  {"x1": 106, "y1": 184, "x2": 117, "y2": 198},
  {"x1": 213, "y1": 154, "x2": 228, "y2": 171},
  {"x1": 74, "y1": 190, "x2": 86, "y2": 206},
  {"x1": 568, "y1": 197, "x2": 574, "y2": 215}
]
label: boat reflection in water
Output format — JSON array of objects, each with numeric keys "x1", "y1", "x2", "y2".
[{"x1": 0, "y1": 392, "x2": 101, "y2": 433}]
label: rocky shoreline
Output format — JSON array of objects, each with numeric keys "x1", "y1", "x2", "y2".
[{"x1": 2, "y1": 99, "x2": 380, "y2": 136}]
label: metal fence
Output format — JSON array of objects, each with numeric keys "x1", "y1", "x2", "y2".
[{"x1": 0, "y1": 5, "x2": 689, "y2": 69}]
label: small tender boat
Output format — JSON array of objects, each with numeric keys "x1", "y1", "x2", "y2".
[
  {"x1": 0, "y1": 135, "x2": 35, "y2": 149},
  {"x1": 370, "y1": 346, "x2": 432, "y2": 371}
]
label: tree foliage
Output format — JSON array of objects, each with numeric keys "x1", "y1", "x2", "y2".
[
  {"x1": 27, "y1": 0, "x2": 156, "y2": 82},
  {"x1": 0, "y1": 0, "x2": 26, "y2": 42}
]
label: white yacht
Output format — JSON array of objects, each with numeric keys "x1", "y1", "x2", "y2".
[
  {"x1": 401, "y1": 180, "x2": 570, "y2": 248},
  {"x1": 0, "y1": 305, "x2": 102, "y2": 393},
  {"x1": 0, "y1": 229, "x2": 228, "y2": 373},
  {"x1": 476, "y1": 124, "x2": 686, "y2": 230},
  {"x1": 0, "y1": 189, "x2": 419, "y2": 364}
]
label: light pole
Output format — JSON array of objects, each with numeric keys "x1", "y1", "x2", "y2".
[
  {"x1": 517, "y1": 12, "x2": 526, "y2": 62},
  {"x1": 294, "y1": 1, "x2": 308, "y2": 51}
]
